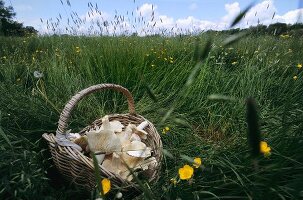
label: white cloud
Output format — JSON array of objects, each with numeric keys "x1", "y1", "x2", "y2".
[
  {"x1": 137, "y1": 3, "x2": 157, "y2": 17},
  {"x1": 176, "y1": 16, "x2": 217, "y2": 31},
  {"x1": 189, "y1": 3, "x2": 198, "y2": 11},
  {"x1": 275, "y1": 9, "x2": 303, "y2": 24},
  {"x1": 240, "y1": 0, "x2": 276, "y2": 27},
  {"x1": 221, "y1": 2, "x2": 241, "y2": 24}
]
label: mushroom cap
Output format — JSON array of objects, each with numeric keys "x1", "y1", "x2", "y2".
[
  {"x1": 86, "y1": 129, "x2": 122, "y2": 153},
  {"x1": 86, "y1": 116, "x2": 122, "y2": 154},
  {"x1": 124, "y1": 141, "x2": 151, "y2": 158},
  {"x1": 100, "y1": 115, "x2": 124, "y2": 132},
  {"x1": 74, "y1": 135, "x2": 88, "y2": 151},
  {"x1": 67, "y1": 133, "x2": 81, "y2": 141},
  {"x1": 130, "y1": 133, "x2": 141, "y2": 142},
  {"x1": 95, "y1": 154, "x2": 105, "y2": 164},
  {"x1": 102, "y1": 153, "x2": 124, "y2": 174},
  {"x1": 137, "y1": 121, "x2": 149, "y2": 130},
  {"x1": 134, "y1": 129, "x2": 148, "y2": 140},
  {"x1": 116, "y1": 124, "x2": 132, "y2": 144}
]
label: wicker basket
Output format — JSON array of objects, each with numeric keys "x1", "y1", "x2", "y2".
[{"x1": 42, "y1": 84, "x2": 163, "y2": 192}]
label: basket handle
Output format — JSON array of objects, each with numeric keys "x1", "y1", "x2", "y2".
[{"x1": 56, "y1": 83, "x2": 136, "y2": 135}]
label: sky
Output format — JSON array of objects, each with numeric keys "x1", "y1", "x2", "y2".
[{"x1": 7, "y1": 0, "x2": 303, "y2": 35}]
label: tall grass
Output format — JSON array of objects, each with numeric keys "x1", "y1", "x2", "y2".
[{"x1": 0, "y1": 32, "x2": 303, "y2": 199}]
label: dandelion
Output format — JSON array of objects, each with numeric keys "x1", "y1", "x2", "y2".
[
  {"x1": 115, "y1": 192, "x2": 123, "y2": 199},
  {"x1": 162, "y1": 126, "x2": 170, "y2": 134},
  {"x1": 193, "y1": 157, "x2": 202, "y2": 168},
  {"x1": 33, "y1": 71, "x2": 44, "y2": 78},
  {"x1": 101, "y1": 178, "x2": 111, "y2": 195},
  {"x1": 293, "y1": 75, "x2": 298, "y2": 80},
  {"x1": 231, "y1": 61, "x2": 238, "y2": 65},
  {"x1": 178, "y1": 164, "x2": 194, "y2": 180},
  {"x1": 260, "y1": 141, "x2": 271, "y2": 157},
  {"x1": 151, "y1": 64, "x2": 156, "y2": 67},
  {"x1": 297, "y1": 64, "x2": 302, "y2": 69},
  {"x1": 170, "y1": 178, "x2": 177, "y2": 186}
]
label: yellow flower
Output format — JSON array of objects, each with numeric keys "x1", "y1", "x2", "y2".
[
  {"x1": 178, "y1": 164, "x2": 194, "y2": 180},
  {"x1": 280, "y1": 34, "x2": 290, "y2": 39},
  {"x1": 231, "y1": 61, "x2": 238, "y2": 65},
  {"x1": 293, "y1": 75, "x2": 298, "y2": 80},
  {"x1": 151, "y1": 64, "x2": 156, "y2": 67},
  {"x1": 170, "y1": 178, "x2": 177, "y2": 185},
  {"x1": 297, "y1": 64, "x2": 302, "y2": 69},
  {"x1": 75, "y1": 46, "x2": 81, "y2": 53},
  {"x1": 162, "y1": 126, "x2": 170, "y2": 134},
  {"x1": 193, "y1": 157, "x2": 202, "y2": 168},
  {"x1": 101, "y1": 178, "x2": 111, "y2": 195},
  {"x1": 260, "y1": 141, "x2": 271, "y2": 157}
]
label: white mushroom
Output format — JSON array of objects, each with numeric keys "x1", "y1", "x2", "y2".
[
  {"x1": 74, "y1": 135, "x2": 88, "y2": 151},
  {"x1": 130, "y1": 133, "x2": 141, "y2": 142},
  {"x1": 119, "y1": 157, "x2": 157, "y2": 181},
  {"x1": 132, "y1": 121, "x2": 149, "y2": 140},
  {"x1": 134, "y1": 157, "x2": 157, "y2": 171},
  {"x1": 100, "y1": 115, "x2": 124, "y2": 133},
  {"x1": 67, "y1": 133, "x2": 81, "y2": 141},
  {"x1": 124, "y1": 140, "x2": 151, "y2": 158},
  {"x1": 86, "y1": 116, "x2": 122, "y2": 157},
  {"x1": 101, "y1": 153, "x2": 123, "y2": 174},
  {"x1": 116, "y1": 124, "x2": 133, "y2": 145},
  {"x1": 137, "y1": 121, "x2": 149, "y2": 130},
  {"x1": 96, "y1": 154, "x2": 105, "y2": 164}
]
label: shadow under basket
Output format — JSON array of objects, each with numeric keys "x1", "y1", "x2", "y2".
[{"x1": 42, "y1": 84, "x2": 163, "y2": 193}]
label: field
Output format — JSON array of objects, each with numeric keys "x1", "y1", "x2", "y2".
[{"x1": 0, "y1": 33, "x2": 303, "y2": 199}]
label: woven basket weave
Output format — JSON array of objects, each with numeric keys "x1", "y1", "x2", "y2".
[{"x1": 42, "y1": 84, "x2": 163, "y2": 192}]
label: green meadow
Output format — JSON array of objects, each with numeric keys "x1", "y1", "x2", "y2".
[{"x1": 0, "y1": 33, "x2": 303, "y2": 199}]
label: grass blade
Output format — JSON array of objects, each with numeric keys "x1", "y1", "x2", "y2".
[
  {"x1": 223, "y1": 32, "x2": 248, "y2": 47},
  {"x1": 91, "y1": 153, "x2": 103, "y2": 197},
  {"x1": 230, "y1": 2, "x2": 255, "y2": 28},
  {"x1": 246, "y1": 98, "x2": 261, "y2": 158}
]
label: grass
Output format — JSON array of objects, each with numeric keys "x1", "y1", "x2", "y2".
[{"x1": 0, "y1": 32, "x2": 303, "y2": 199}]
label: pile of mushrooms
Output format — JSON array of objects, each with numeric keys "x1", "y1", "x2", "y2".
[{"x1": 70, "y1": 115, "x2": 157, "y2": 181}]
